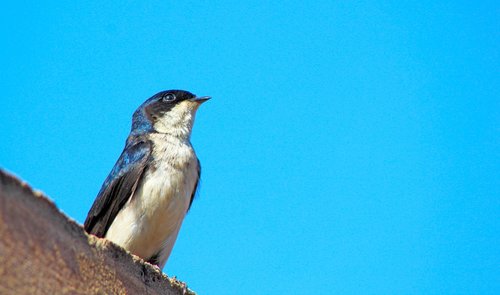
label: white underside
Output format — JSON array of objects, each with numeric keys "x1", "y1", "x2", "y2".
[{"x1": 105, "y1": 136, "x2": 198, "y2": 269}]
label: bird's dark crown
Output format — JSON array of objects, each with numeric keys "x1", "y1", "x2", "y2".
[{"x1": 148, "y1": 90, "x2": 196, "y2": 104}]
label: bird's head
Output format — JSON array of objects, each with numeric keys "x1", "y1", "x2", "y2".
[{"x1": 131, "y1": 90, "x2": 210, "y2": 138}]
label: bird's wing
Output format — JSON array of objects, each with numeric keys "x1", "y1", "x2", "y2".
[
  {"x1": 84, "y1": 137, "x2": 151, "y2": 237},
  {"x1": 187, "y1": 158, "x2": 201, "y2": 212}
]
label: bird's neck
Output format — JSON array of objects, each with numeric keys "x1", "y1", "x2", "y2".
[{"x1": 154, "y1": 112, "x2": 196, "y2": 141}]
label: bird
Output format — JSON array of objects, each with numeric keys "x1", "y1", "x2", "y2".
[{"x1": 84, "y1": 89, "x2": 210, "y2": 269}]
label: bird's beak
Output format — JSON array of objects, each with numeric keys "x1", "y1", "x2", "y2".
[{"x1": 191, "y1": 96, "x2": 211, "y2": 104}]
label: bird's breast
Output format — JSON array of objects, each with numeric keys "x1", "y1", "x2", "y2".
[{"x1": 105, "y1": 138, "x2": 199, "y2": 262}]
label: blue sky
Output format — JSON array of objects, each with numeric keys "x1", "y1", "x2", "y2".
[{"x1": 1, "y1": 1, "x2": 498, "y2": 294}]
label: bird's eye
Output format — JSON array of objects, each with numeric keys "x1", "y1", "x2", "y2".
[{"x1": 162, "y1": 93, "x2": 176, "y2": 101}]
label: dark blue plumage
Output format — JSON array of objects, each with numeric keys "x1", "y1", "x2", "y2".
[{"x1": 84, "y1": 137, "x2": 151, "y2": 237}]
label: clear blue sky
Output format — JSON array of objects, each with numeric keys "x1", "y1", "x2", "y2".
[{"x1": 1, "y1": 1, "x2": 498, "y2": 294}]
